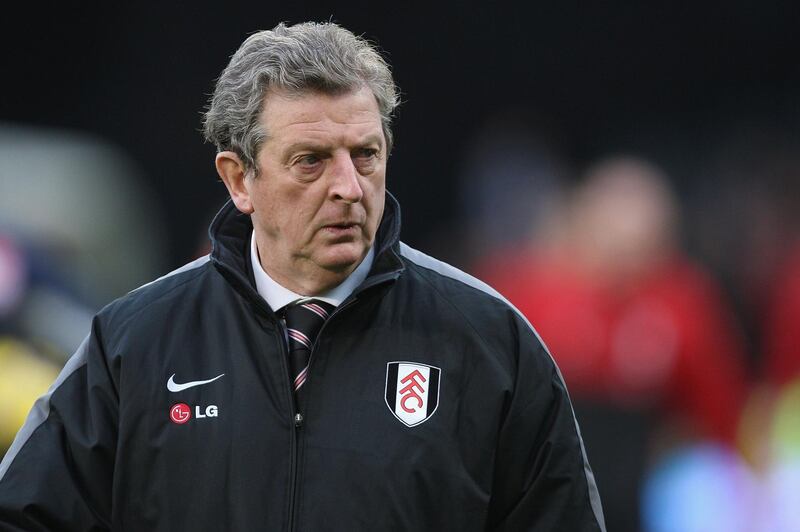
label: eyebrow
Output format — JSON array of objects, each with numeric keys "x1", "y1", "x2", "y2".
[{"x1": 283, "y1": 134, "x2": 385, "y2": 156}]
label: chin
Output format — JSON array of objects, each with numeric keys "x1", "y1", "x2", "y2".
[{"x1": 317, "y1": 243, "x2": 368, "y2": 272}]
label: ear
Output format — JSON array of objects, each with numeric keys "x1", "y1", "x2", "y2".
[{"x1": 215, "y1": 151, "x2": 254, "y2": 214}]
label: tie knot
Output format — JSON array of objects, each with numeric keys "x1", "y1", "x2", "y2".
[{"x1": 283, "y1": 299, "x2": 335, "y2": 350}]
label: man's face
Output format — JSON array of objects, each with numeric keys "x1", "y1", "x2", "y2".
[{"x1": 245, "y1": 86, "x2": 387, "y2": 292}]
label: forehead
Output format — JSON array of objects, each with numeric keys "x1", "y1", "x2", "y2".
[{"x1": 260, "y1": 86, "x2": 383, "y2": 147}]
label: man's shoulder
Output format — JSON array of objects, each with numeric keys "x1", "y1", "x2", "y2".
[
  {"x1": 398, "y1": 242, "x2": 509, "y2": 306},
  {"x1": 98, "y1": 254, "x2": 213, "y2": 330},
  {"x1": 397, "y1": 242, "x2": 529, "y2": 328},
  {"x1": 397, "y1": 241, "x2": 555, "y2": 368}
]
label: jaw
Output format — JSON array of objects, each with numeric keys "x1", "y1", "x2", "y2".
[
  {"x1": 307, "y1": 238, "x2": 370, "y2": 274},
  {"x1": 257, "y1": 239, "x2": 370, "y2": 296}
]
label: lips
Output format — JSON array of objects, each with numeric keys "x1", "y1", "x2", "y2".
[
  {"x1": 320, "y1": 221, "x2": 361, "y2": 239},
  {"x1": 321, "y1": 219, "x2": 362, "y2": 230}
]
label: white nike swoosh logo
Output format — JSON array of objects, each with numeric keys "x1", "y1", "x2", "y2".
[{"x1": 167, "y1": 373, "x2": 225, "y2": 392}]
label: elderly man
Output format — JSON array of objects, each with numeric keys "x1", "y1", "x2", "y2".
[{"x1": 0, "y1": 22, "x2": 604, "y2": 531}]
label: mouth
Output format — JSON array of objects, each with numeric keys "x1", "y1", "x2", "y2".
[
  {"x1": 321, "y1": 222, "x2": 361, "y2": 237},
  {"x1": 324, "y1": 221, "x2": 358, "y2": 228}
]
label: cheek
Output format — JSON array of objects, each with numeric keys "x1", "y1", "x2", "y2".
[
  {"x1": 365, "y1": 177, "x2": 386, "y2": 216},
  {"x1": 290, "y1": 191, "x2": 327, "y2": 235},
  {"x1": 253, "y1": 185, "x2": 303, "y2": 233}
]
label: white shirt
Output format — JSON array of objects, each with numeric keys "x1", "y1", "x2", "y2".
[{"x1": 249, "y1": 230, "x2": 374, "y2": 313}]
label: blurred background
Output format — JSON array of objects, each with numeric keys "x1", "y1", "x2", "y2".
[{"x1": 1, "y1": 3, "x2": 799, "y2": 530}]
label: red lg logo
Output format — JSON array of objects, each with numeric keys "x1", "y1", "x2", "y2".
[{"x1": 170, "y1": 403, "x2": 191, "y2": 424}]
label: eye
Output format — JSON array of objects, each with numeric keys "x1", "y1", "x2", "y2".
[
  {"x1": 352, "y1": 148, "x2": 379, "y2": 161},
  {"x1": 292, "y1": 153, "x2": 324, "y2": 174},
  {"x1": 297, "y1": 154, "x2": 320, "y2": 167},
  {"x1": 352, "y1": 148, "x2": 380, "y2": 173}
]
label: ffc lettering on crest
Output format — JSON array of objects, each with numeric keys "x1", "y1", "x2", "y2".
[{"x1": 385, "y1": 362, "x2": 441, "y2": 427}]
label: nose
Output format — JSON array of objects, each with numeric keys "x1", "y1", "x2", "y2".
[{"x1": 329, "y1": 152, "x2": 364, "y2": 204}]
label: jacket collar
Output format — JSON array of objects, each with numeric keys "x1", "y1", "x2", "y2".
[{"x1": 208, "y1": 192, "x2": 405, "y2": 312}]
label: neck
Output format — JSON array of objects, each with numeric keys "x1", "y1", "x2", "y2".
[
  {"x1": 261, "y1": 261, "x2": 353, "y2": 296},
  {"x1": 254, "y1": 245, "x2": 359, "y2": 297}
]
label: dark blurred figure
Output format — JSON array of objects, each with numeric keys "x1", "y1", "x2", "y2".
[
  {"x1": 744, "y1": 142, "x2": 800, "y2": 392},
  {"x1": 763, "y1": 244, "x2": 800, "y2": 387},
  {"x1": 688, "y1": 129, "x2": 800, "y2": 370},
  {"x1": 457, "y1": 115, "x2": 569, "y2": 263},
  {"x1": 420, "y1": 113, "x2": 569, "y2": 269},
  {"x1": 477, "y1": 156, "x2": 748, "y2": 531}
]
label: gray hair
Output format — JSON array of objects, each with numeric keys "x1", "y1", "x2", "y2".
[{"x1": 203, "y1": 22, "x2": 400, "y2": 174}]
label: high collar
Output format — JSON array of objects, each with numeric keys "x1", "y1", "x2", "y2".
[
  {"x1": 250, "y1": 229, "x2": 375, "y2": 311},
  {"x1": 208, "y1": 192, "x2": 405, "y2": 315}
]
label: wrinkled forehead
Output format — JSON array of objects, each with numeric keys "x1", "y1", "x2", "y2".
[
  {"x1": 260, "y1": 81, "x2": 374, "y2": 114},
  {"x1": 258, "y1": 86, "x2": 384, "y2": 146},
  {"x1": 267, "y1": 77, "x2": 366, "y2": 100}
]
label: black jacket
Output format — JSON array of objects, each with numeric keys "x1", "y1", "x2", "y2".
[{"x1": 0, "y1": 195, "x2": 605, "y2": 531}]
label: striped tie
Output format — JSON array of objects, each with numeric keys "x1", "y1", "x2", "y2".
[{"x1": 283, "y1": 299, "x2": 335, "y2": 397}]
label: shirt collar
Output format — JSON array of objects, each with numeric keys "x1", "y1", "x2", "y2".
[{"x1": 250, "y1": 230, "x2": 374, "y2": 313}]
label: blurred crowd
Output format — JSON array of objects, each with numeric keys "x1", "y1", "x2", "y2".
[
  {"x1": 2, "y1": 117, "x2": 800, "y2": 530},
  {"x1": 457, "y1": 119, "x2": 800, "y2": 531},
  {"x1": 0, "y1": 124, "x2": 166, "y2": 455}
]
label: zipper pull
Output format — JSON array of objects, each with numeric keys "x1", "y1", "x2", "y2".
[{"x1": 294, "y1": 413, "x2": 304, "y2": 428}]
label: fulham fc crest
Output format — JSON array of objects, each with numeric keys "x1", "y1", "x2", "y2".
[{"x1": 385, "y1": 362, "x2": 441, "y2": 427}]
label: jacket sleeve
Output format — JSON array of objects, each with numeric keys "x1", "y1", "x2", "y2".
[
  {"x1": 0, "y1": 318, "x2": 117, "y2": 531},
  {"x1": 486, "y1": 320, "x2": 606, "y2": 532}
]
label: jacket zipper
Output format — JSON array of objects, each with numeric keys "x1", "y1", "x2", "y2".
[
  {"x1": 276, "y1": 317, "x2": 302, "y2": 532},
  {"x1": 285, "y1": 298, "x2": 357, "y2": 532}
]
